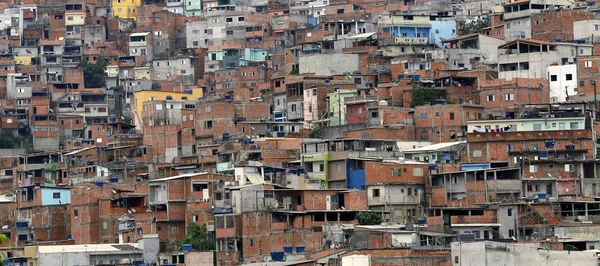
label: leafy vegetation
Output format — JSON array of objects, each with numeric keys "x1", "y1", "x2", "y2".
[
  {"x1": 78, "y1": 56, "x2": 109, "y2": 88},
  {"x1": 0, "y1": 131, "x2": 33, "y2": 153},
  {"x1": 178, "y1": 223, "x2": 214, "y2": 251},
  {"x1": 458, "y1": 19, "x2": 491, "y2": 35},
  {"x1": 411, "y1": 87, "x2": 447, "y2": 107},
  {"x1": 357, "y1": 211, "x2": 383, "y2": 225},
  {"x1": 0, "y1": 233, "x2": 8, "y2": 266}
]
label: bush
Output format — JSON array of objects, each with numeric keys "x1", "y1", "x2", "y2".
[{"x1": 357, "y1": 211, "x2": 383, "y2": 225}]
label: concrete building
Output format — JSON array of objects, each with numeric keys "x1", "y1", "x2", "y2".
[
  {"x1": 443, "y1": 34, "x2": 505, "y2": 71},
  {"x1": 129, "y1": 32, "x2": 153, "y2": 62},
  {"x1": 547, "y1": 64, "x2": 578, "y2": 103},
  {"x1": 451, "y1": 241, "x2": 597, "y2": 266},
  {"x1": 498, "y1": 39, "x2": 592, "y2": 81},
  {"x1": 502, "y1": 0, "x2": 573, "y2": 41},
  {"x1": 299, "y1": 54, "x2": 359, "y2": 76},
  {"x1": 20, "y1": 240, "x2": 159, "y2": 266}
]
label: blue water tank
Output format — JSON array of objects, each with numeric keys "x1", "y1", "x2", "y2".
[
  {"x1": 67, "y1": 234, "x2": 72, "y2": 240},
  {"x1": 434, "y1": 99, "x2": 447, "y2": 105},
  {"x1": 412, "y1": 74, "x2": 420, "y2": 80},
  {"x1": 95, "y1": 182, "x2": 104, "y2": 187},
  {"x1": 283, "y1": 246, "x2": 293, "y2": 253},
  {"x1": 109, "y1": 177, "x2": 119, "y2": 183},
  {"x1": 223, "y1": 131, "x2": 230, "y2": 138},
  {"x1": 271, "y1": 251, "x2": 285, "y2": 261},
  {"x1": 473, "y1": 56, "x2": 481, "y2": 61},
  {"x1": 166, "y1": 96, "x2": 173, "y2": 100},
  {"x1": 566, "y1": 145, "x2": 575, "y2": 150},
  {"x1": 276, "y1": 132, "x2": 285, "y2": 137},
  {"x1": 561, "y1": 58, "x2": 568, "y2": 64},
  {"x1": 588, "y1": 1, "x2": 595, "y2": 6},
  {"x1": 184, "y1": 89, "x2": 193, "y2": 94},
  {"x1": 182, "y1": 244, "x2": 193, "y2": 251},
  {"x1": 295, "y1": 245, "x2": 305, "y2": 253}
]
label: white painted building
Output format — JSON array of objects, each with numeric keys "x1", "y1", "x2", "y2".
[
  {"x1": 574, "y1": 20, "x2": 600, "y2": 43},
  {"x1": 547, "y1": 64, "x2": 578, "y2": 103},
  {"x1": 451, "y1": 241, "x2": 597, "y2": 266}
]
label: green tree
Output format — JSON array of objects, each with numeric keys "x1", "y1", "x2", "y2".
[
  {"x1": 178, "y1": 223, "x2": 214, "y2": 251},
  {"x1": 357, "y1": 211, "x2": 383, "y2": 225},
  {"x1": 458, "y1": 19, "x2": 491, "y2": 35},
  {"x1": 78, "y1": 56, "x2": 109, "y2": 88},
  {"x1": 411, "y1": 87, "x2": 446, "y2": 107},
  {"x1": 0, "y1": 233, "x2": 9, "y2": 266}
]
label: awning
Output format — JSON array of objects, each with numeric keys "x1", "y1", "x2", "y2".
[
  {"x1": 346, "y1": 32, "x2": 376, "y2": 40},
  {"x1": 244, "y1": 172, "x2": 265, "y2": 185},
  {"x1": 130, "y1": 32, "x2": 150, "y2": 37}
]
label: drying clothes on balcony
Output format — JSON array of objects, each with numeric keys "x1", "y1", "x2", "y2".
[{"x1": 472, "y1": 125, "x2": 512, "y2": 133}]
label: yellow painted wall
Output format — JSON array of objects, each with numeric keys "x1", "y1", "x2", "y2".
[
  {"x1": 112, "y1": 0, "x2": 142, "y2": 20},
  {"x1": 134, "y1": 67, "x2": 153, "y2": 80},
  {"x1": 14, "y1": 56, "x2": 33, "y2": 65},
  {"x1": 65, "y1": 12, "x2": 85, "y2": 26},
  {"x1": 133, "y1": 89, "x2": 204, "y2": 128}
]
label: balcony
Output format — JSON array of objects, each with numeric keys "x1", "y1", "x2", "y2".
[
  {"x1": 394, "y1": 37, "x2": 428, "y2": 45},
  {"x1": 344, "y1": 95, "x2": 378, "y2": 104}
]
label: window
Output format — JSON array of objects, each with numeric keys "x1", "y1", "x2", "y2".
[
  {"x1": 530, "y1": 144, "x2": 538, "y2": 151},
  {"x1": 249, "y1": 239, "x2": 254, "y2": 246},
  {"x1": 435, "y1": 112, "x2": 440, "y2": 117},
  {"x1": 372, "y1": 189, "x2": 380, "y2": 197},
  {"x1": 171, "y1": 226, "x2": 179, "y2": 234},
  {"x1": 585, "y1": 61, "x2": 592, "y2": 68},
  {"x1": 205, "y1": 121, "x2": 213, "y2": 128},
  {"x1": 53, "y1": 192, "x2": 60, "y2": 199},
  {"x1": 193, "y1": 41, "x2": 199, "y2": 47},
  {"x1": 407, "y1": 187, "x2": 412, "y2": 195},
  {"x1": 533, "y1": 124, "x2": 542, "y2": 131},
  {"x1": 505, "y1": 93, "x2": 515, "y2": 101},
  {"x1": 551, "y1": 75, "x2": 557, "y2": 82},
  {"x1": 529, "y1": 165, "x2": 538, "y2": 173},
  {"x1": 580, "y1": 81, "x2": 585, "y2": 87},
  {"x1": 193, "y1": 183, "x2": 208, "y2": 192},
  {"x1": 312, "y1": 88, "x2": 317, "y2": 96},
  {"x1": 483, "y1": 231, "x2": 490, "y2": 239},
  {"x1": 487, "y1": 95, "x2": 495, "y2": 102},
  {"x1": 565, "y1": 164, "x2": 574, "y2": 172},
  {"x1": 570, "y1": 122, "x2": 579, "y2": 129},
  {"x1": 509, "y1": 230, "x2": 515, "y2": 237},
  {"x1": 566, "y1": 74, "x2": 573, "y2": 81},
  {"x1": 193, "y1": 215, "x2": 198, "y2": 222},
  {"x1": 291, "y1": 104, "x2": 297, "y2": 112},
  {"x1": 449, "y1": 112, "x2": 455, "y2": 120},
  {"x1": 74, "y1": 209, "x2": 79, "y2": 218},
  {"x1": 507, "y1": 208, "x2": 513, "y2": 216},
  {"x1": 137, "y1": 228, "x2": 143, "y2": 235},
  {"x1": 420, "y1": 113, "x2": 428, "y2": 120}
]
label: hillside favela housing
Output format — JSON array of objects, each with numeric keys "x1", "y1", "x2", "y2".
[{"x1": 0, "y1": 0, "x2": 600, "y2": 265}]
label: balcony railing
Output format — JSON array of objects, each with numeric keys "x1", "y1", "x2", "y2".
[
  {"x1": 344, "y1": 95, "x2": 378, "y2": 104},
  {"x1": 394, "y1": 37, "x2": 428, "y2": 45}
]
